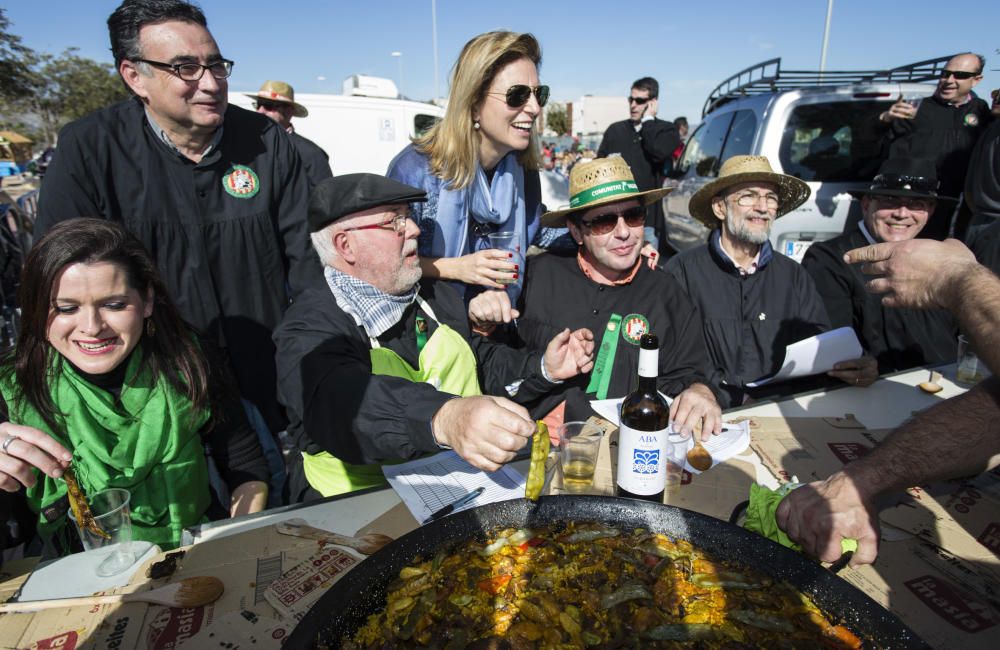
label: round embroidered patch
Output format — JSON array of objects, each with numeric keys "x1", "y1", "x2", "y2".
[
  {"x1": 621, "y1": 313, "x2": 650, "y2": 345},
  {"x1": 222, "y1": 165, "x2": 260, "y2": 198},
  {"x1": 964, "y1": 113, "x2": 979, "y2": 127}
]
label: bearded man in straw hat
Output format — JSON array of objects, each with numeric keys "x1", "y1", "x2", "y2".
[
  {"x1": 248, "y1": 80, "x2": 332, "y2": 187},
  {"x1": 470, "y1": 156, "x2": 722, "y2": 438},
  {"x1": 801, "y1": 158, "x2": 957, "y2": 375},
  {"x1": 666, "y1": 155, "x2": 877, "y2": 408}
]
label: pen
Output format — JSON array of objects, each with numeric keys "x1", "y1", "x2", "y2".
[{"x1": 424, "y1": 486, "x2": 485, "y2": 523}]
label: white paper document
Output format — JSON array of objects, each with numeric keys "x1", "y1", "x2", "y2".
[
  {"x1": 590, "y1": 392, "x2": 672, "y2": 426},
  {"x1": 383, "y1": 450, "x2": 525, "y2": 523},
  {"x1": 746, "y1": 326, "x2": 863, "y2": 387}
]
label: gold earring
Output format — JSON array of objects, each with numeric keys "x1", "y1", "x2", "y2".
[{"x1": 146, "y1": 318, "x2": 156, "y2": 337}]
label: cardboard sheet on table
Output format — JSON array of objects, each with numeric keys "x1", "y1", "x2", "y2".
[
  {"x1": 747, "y1": 414, "x2": 873, "y2": 484},
  {"x1": 838, "y1": 537, "x2": 1000, "y2": 649},
  {"x1": 356, "y1": 501, "x2": 420, "y2": 539},
  {"x1": 878, "y1": 468, "x2": 1000, "y2": 570}
]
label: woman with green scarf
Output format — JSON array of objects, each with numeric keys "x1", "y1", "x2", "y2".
[{"x1": 0, "y1": 219, "x2": 269, "y2": 555}]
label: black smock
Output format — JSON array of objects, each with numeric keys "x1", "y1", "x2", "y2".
[
  {"x1": 274, "y1": 278, "x2": 557, "y2": 502},
  {"x1": 884, "y1": 94, "x2": 993, "y2": 239},
  {"x1": 802, "y1": 228, "x2": 956, "y2": 373},
  {"x1": 965, "y1": 118, "x2": 1000, "y2": 235},
  {"x1": 666, "y1": 233, "x2": 831, "y2": 408},
  {"x1": 513, "y1": 251, "x2": 714, "y2": 421},
  {"x1": 35, "y1": 99, "x2": 319, "y2": 431},
  {"x1": 289, "y1": 131, "x2": 333, "y2": 188},
  {"x1": 597, "y1": 118, "x2": 680, "y2": 242}
]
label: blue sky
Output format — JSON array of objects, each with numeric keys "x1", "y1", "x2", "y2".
[{"x1": 6, "y1": 1, "x2": 998, "y2": 123}]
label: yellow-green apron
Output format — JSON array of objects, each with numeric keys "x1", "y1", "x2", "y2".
[{"x1": 302, "y1": 296, "x2": 481, "y2": 497}]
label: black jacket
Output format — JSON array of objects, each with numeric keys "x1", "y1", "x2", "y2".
[
  {"x1": 802, "y1": 227, "x2": 955, "y2": 373},
  {"x1": 885, "y1": 94, "x2": 993, "y2": 239},
  {"x1": 514, "y1": 251, "x2": 714, "y2": 421},
  {"x1": 666, "y1": 233, "x2": 831, "y2": 407},
  {"x1": 965, "y1": 118, "x2": 1000, "y2": 223},
  {"x1": 598, "y1": 118, "x2": 680, "y2": 230},
  {"x1": 36, "y1": 99, "x2": 319, "y2": 430},
  {"x1": 289, "y1": 131, "x2": 333, "y2": 188},
  {"x1": 274, "y1": 278, "x2": 555, "y2": 465}
]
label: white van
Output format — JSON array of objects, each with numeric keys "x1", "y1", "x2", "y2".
[{"x1": 229, "y1": 91, "x2": 443, "y2": 176}]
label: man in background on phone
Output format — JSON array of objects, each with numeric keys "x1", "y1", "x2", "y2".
[
  {"x1": 879, "y1": 52, "x2": 993, "y2": 240},
  {"x1": 597, "y1": 77, "x2": 681, "y2": 254}
]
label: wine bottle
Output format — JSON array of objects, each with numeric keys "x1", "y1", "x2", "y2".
[{"x1": 616, "y1": 333, "x2": 670, "y2": 502}]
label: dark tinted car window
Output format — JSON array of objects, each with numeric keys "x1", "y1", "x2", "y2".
[
  {"x1": 414, "y1": 114, "x2": 440, "y2": 136},
  {"x1": 720, "y1": 110, "x2": 757, "y2": 159},
  {"x1": 677, "y1": 112, "x2": 734, "y2": 178},
  {"x1": 779, "y1": 101, "x2": 888, "y2": 182}
]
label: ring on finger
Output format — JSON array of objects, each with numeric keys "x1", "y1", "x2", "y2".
[{"x1": 1, "y1": 434, "x2": 18, "y2": 455}]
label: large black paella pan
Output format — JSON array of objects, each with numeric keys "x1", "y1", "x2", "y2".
[{"x1": 287, "y1": 496, "x2": 928, "y2": 648}]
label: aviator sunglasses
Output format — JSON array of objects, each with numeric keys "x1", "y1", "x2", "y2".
[
  {"x1": 579, "y1": 206, "x2": 646, "y2": 235},
  {"x1": 488, "y1": 84, "x2": 550, "y2": 108}
]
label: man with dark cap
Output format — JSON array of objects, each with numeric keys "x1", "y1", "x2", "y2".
[
  {"x1": 802, "y1": 159, "x2": 957, "y2": 374},
  {"x1": 247, "y1": 80, "x2": 332, "y2": 188},
  {"x1": 274, "y1": 174, "x2": 594, "y2": 501}
]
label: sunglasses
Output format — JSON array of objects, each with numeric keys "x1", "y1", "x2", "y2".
[
  {"x1": 254, "y1": 100, "x2": 287, "y2": 111},
  {"x1": 579, "y1": 206, "x2": 646, "y2": 235},
  {"x1": 627, "y1": 95, "x2": 653, "y2": 105},
  {"x1": 940, "y1": 69, "x2": 980, "y2": 80},
  {"x1": 488, "y1": 85, "x2": 550, "y2": 108}
]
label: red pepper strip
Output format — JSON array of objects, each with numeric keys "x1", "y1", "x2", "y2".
[
  {"x1": 518, "y1": 537, "x2": 545, "y2": 551},
  {"x1": 477, "y1": 574, "x2": 513, "y2": 595}
]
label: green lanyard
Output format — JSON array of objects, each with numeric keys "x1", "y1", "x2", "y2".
[
  {"x1": 415, "y1": 314, "x2": 428, "y2": 355},
  {"x1": 585, "y1": 313, "x2": 623, "y2": 400}
]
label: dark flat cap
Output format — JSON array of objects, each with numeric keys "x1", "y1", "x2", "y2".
[{"x1": 308, "y1": 173, "x2": 427, "y2": 232}]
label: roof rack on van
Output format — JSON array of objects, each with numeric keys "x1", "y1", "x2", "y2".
[{"x1": 702, "y1": 55, "x2": 956, "y2": 117}]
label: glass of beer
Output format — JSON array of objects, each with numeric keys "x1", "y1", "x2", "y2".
[
  {"x1": 557, "y1": 421, "x2": 604, "y2": 493},
  {"x1": 487, "y1": 232, "x2": 521, "y2": 286}
]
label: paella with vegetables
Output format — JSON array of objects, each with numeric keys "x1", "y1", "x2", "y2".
[{"x1": 342, "y1": 521, "x2": 863, "y2": 649}]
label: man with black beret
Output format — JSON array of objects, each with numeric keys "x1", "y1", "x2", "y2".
[
  {"x1": 801, "y1": 158, "x2": 957, "y2": 374},
  {"x1": 274, "y1": 174, "x2": 594, "y2": 502}
]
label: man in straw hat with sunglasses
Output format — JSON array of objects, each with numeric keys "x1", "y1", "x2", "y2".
[
  {"x1": 248, "y1": 80, "x2": 332, "y2": 188},
  {"x1": 471, "y1": 156, "x2": 723, "y2": 438},
  {"x1": 801, "y1": 158, "x2": 957, "y2": 375},
  {"x1": 666, "y1": 155, "x2": 876, "y2": 408},
  {"x1": 880, "y1": 52, "x2": 993, "y2": 240}
]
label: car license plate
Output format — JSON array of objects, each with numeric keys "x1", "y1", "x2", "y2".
[{"x1": 783, "y1": 240, "x2": 813, "y2": 263}]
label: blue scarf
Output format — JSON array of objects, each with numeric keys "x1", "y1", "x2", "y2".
[
  {"x1": 433, "y1": 153, "x2": 527, "y2": 303},
  {"x1": 324, "y1": 267, "x2": 418, "y2": 338}
]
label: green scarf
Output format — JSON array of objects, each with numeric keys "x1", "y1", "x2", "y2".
[{"x1": 0, "y1": 348, "x2": 211, "y2": 551}]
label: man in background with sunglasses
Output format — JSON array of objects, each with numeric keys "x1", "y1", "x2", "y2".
[
  {"x1": 597, "y1": 77, "x2": 681, "y2": 254},
  {"x1": 667, "y1": 156, "x2": 877, "y2": 408},
  {"x1": 879, "y1": 52, "x2": 993, "y2": 240},
  {"x1": 36, "y1": 0, "x2": 317, "y2": 451},
  {"x1": 247, "y1": 80, "x2": 332, "y2": 188}
]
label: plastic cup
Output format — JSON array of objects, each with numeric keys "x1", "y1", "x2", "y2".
[
  {"x1": 664, "y1": 432, "x2": 687, "y2": 490},
  {"x1": 956, "y1": 335, "x2": 986, "y2": 386},
  {"x1": 487, "y1": 232, "x2": 522, "y2": 286},
  {"x1": 68, "y1": 487, "x2": 137, "y2": 577},
  {"x1": 557, "y1": 421, "x2": 604, "y2": 493}
]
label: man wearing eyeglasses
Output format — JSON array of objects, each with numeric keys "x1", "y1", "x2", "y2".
[
  {"x1": 666, "y1": 156, "x2": 876, "y2": 408},
  {"x1": 274, "y1": 174, "x2": 595, "y2": 501},
  {"x1": 247, "y1": 80, "x2": 332, "y2": 188},
  {"x1": 597, "y1": 77, "x2": 681, "y2": 254},
  {"x1": 879, "y1": 52, "x2": 994, "y2": 240},
  {"x1": 35, "y1": 0, "x2": 317, "y2": 442},
  {"x1": 801, "y1": 158, "x2": 956, "y2": 375}
]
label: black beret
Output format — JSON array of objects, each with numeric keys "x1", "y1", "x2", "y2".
[{"x1": 308, "y1": 173, "x2": 427, "y2": 232}]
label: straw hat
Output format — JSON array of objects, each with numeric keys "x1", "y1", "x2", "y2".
[
  {"x1": 244, "y1": 80, "x2": 308, "y2": 118},
  {"x1": 541, "y1": 157, "x2": 672, "y2": 228},
  {"x1": 687, "y1": 155, "x2": 810, "y2": 227}
]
